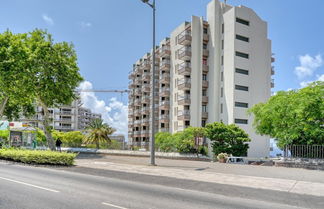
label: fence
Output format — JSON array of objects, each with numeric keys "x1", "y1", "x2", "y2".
[{"x1": 284, "y1": 145, "x2": 324, "y2": 159}]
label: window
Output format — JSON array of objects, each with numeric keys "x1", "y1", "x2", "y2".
[
  {"x1": 235, "y1": 119, "x2": 248, "y2": 124},
  {"x1": 202, "y1": 74, "x2": 207, "y2": 81},
  {"x1": 235, "y1": 102, "x2": 249, "y2": 108},
  {"x1": 221, "y1": 87, "x2": 223, "y2": 97},
  {"x1": 236, "y1": 34, "x2": 249, "y2": 42},
  {"x1": 203, "y1": 43, "x2": 208, "y2": 49},
  {"x1": 202, "y1": 89, "x2": 207, "y2": 96},
  {"x1": 236, "y1": 51, "x2": 249, "y2": 59},
  {"x1": 202, "y1": 105, "x2": 207, "y2": 112},
  {"x1": 185, "y1": 121, "x2": 190, "y2": 126},
  {"x1": 221, "y1": 40, "x2": 224, "y2": 50},
  {"x1": 220, "y1": 103, "x2": 223, "y2": 113},
  {"x1": 236, "y1": 17, "x2": 250, "y2": 26},
  {"x1": 202, "y1": 120, "x2": 206, "y2": 127},
  {"x1": 222, "y1": 23, "x2": 224, "y2": 33},
  {"x1": 221, "y1": 56, "x2": 224, "y2": 65},
  {"x1": 235, "y1": 85, "x2": 249, "y2": 91},
  {"x1": 203, "y1": 27, "x2": 208, "y2": 34},
  {"x1": 202, "y1": 59, "x2": 207, "y2": 65},
  {"x1": 221, "y1": 71, "x2": 224, "y2": 81},
  {"x1": 235, "y1": 68, "x2": 249, "y2": 75}
]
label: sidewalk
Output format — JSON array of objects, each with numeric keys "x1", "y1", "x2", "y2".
[{"x1": 75, "y1": 154, "x2": 324, "y2": 197}]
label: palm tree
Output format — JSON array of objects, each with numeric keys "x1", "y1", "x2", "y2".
[{"x1": 84, "y1": 119, "x2": 115, "y2": 149}]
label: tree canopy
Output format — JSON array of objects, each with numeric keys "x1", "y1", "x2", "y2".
[
  {"x1": 249, "y1": 81, "x2": 324, "y2": 148},
  {"x1": 204, "y1": 122, "x2": 250, "y2": 156},
  {"x1": 84, "y1": 119, "x2": 115, "y2": 149}
]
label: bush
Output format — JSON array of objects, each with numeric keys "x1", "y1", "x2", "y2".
[
  {"x1": 0, "y1": 148, "x2": 76, "y2": 166},
  {"x1": 84, "y1": 140, "x2": 122, "y2": 149},
  {"x1": 155, "y1": 132, "x2": 176, "y2": 152}
]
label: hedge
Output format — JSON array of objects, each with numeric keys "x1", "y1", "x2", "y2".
[{"x1": 0, "y1": 149, "x2": 76, "y2": 166}]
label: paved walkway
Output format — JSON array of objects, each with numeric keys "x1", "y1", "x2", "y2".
[{"x1": 76, "y1": 154, "x2": 324, "y2": 197}]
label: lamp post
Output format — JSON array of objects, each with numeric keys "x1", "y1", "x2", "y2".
[{"x1": 140, "y1": 0, "x2": 156, "y2": 166}]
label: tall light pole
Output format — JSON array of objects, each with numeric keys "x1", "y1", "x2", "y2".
[{"x1": 140, "y1": 0, "x2": 156, "y2": 166}]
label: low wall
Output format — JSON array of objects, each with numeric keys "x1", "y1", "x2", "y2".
[
  {"x1": 62, "y1": 148, "x2": 211, "y2": 161},
  {"x1": 275, "y1": 158, "x2": 324, "y2": 170}
]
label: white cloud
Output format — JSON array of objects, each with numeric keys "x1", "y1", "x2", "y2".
[
  {"x1": 42, "y1": 14, "x2": 54, "y2": 25},
  {"x1": 80, "y1": 21, "x2": 92, "y2": 28},
  {"x1": 299, "y1": 74, "x2": 324, "y2": 88},
  {"x1": 78, "y1": 81, "x2": 128, "y2": 138},
  {"x1": 295, "y1": 54, "x2": 323, "y2": 79}
]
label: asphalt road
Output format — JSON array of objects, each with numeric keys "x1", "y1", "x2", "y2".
[{"x1": 0, "y1": 161, "x2": 322, "y2": 209}]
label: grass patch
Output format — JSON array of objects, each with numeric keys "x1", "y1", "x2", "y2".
[{"x1": 0, "y1": 149, "x2": 76, "y2": 166}]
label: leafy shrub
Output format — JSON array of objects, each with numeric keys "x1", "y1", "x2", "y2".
[
  {"x1": 155, "y1": 132, "x2": 176, "y2": 152},
  {"x1": 84, "y1": 140, "x2": 122, "y2": 150},
  {"x1": 217, "y1": 153, "x2": 228, "y2": 160},
  {"x1": 52, "y1": 130, "x2": 84, "y2": 148},
  {"x1": 0, "y1": 148, "x2": 76, "y2": 166}
]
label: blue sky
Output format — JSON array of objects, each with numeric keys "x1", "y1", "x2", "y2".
[{"x1": 1, "y1": 0, "x2": 323, "y2": 135}]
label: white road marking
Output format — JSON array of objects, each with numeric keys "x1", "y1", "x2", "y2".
[
  {"x1": 102, "y1": 202, "x2": 129, "y2": 209},
  {"x1": 0, "y1": 176, "x2": 60, "y2": 193}
]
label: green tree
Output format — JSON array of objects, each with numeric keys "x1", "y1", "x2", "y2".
[
  {"x1": 0, "y1": 31, "x2": 35, "y2": 120},
  {"x1": 174, "y1": 130, "x2": 195, "y2": 153},
  {"x1": 249, "y1": 81, "x2": 324, "y2": 148},
  {"x1": 205, "y1": 122, "x2": 250, "y2": 156},
  {"x1": 155, "y1": 132, "x2": 175, "y2": 152},
  {"x1": 84, "y1": 119, "x2": 115, "y2": 149},
  {"x1": 26, "y1": 29, "x2": 83, "y2": 150},
  {"x1": 184, "y1": 127, "x2": 206, "y2": 155}
]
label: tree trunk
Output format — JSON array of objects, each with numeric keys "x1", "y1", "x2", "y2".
[
  {"x1": 0, "y1": 97, "x2": 9, "y2": 118},
  {"x1": 38, "y1": 99, "x2": 56, "y2": 151}
]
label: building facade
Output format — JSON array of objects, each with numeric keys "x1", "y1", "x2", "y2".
[
  {"x1": 128, "y1": 0, "x2": 274, "y2": 157},
  {"x1": 19, "y1": 100, "x2": 102, "y2": 132}
]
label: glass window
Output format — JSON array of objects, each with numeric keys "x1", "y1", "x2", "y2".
[
  {"x1": 236, "y1": 51, "x2": 249, "y2": 59},
  {"x1": 235, "y1": 85, "x2": 249, "y2": 91},
  {"x1": 235, "y1": 68, "x2": 249, "y2": 75},
  {"x1": 236, "y1": 34, "x2": 249, "y2": 42},
  {"x1": 235, "y1": 102, "x2": 249, "y2": 108},
  {"x1": 235, "y1": 119, "x2": 248, "y2": 124},
  {"x1": 236, "y1": 17, "x2": 250, "y2": 26}
]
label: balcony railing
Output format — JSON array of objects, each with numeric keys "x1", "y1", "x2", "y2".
[
  {"x1": 141, "y1": 61, "x2": 151, "y2": 70},
  {"x1": 159, "y1": 101, "x2": 170, "y2": 109},
  {"x1": 177, "y1": 110, "x2": 190, "y2": 120},
  {"x1": 160, "y1": 73, "x2": 170, "y2": 83},
  {"x1": 271, "y1": 66, "x2": 275, "y2": 75},
  {"x1": 202, "y1": 96, "x2": 208, "y2": 103},
  {"x1": 177, "y1": 30, "x2": 192, "y2": 45},
  {"x1": 203, "y1": 49, "x2": 209, "y2": 57},
  {"x1": 142, "y1": 73, "x2": 150, "y2": 81},
  {"x1": 159, "y1": 46, "x2": 171, "y2": 57},
  {"x1": 202, "y1": 112, "x2": 208, "y2": 118},
  {"x1": 160, "y1": 128, "x2": 170, "y2": 132},
  {"x1": 141, "y1": 96, "x2": 150, "y2": 103},
  {"x1": 271, "y1": 79, "x2": 275, "y2": 88},
  {"x1": 177, "y1": 47, "x2": 191, "y2": 61},
  {"x1": 178, "y1": 78, "x2": 191, "y2": 90},
  {"x1": 159, "y1": 87, "x2": 170, "y2": 96},
  {"x1": 202, "y1": 80, "x2": 209, "y2": 88},
  {"x1": 177, "y1": 62, "x2": 191, "y2": 75},
  {"x1": 178, "y1": 94, "x2": 190, "y2": 105},
  {"x1": 202, "y1": 64, "x2": 209, "y2": 73},
  {"x1": 160, "y1": 59, "x2": 171, "y2": 71}
]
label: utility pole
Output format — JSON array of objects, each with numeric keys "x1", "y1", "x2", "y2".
[{"x1": 140, "y1": 0, "x2": 156, "y2": 166}]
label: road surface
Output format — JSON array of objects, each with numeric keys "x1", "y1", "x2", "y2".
[{"x1": 0, "y1": 161, "x2": 322, "y2": 209}]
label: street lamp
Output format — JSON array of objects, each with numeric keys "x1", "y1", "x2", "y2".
[{"x1": 140, "y1": 0, "x2": 156, "y2": 166}]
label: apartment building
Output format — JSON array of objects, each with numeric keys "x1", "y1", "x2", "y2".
[
  {"x1": 19, "y1": 100, "x2": 102, "y2": 132},
  {"x1": 128, "y1": 0, "x2": 274, "y2": 157}
]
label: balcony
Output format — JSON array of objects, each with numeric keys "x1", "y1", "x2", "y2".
[
  {"x1": 141, "y1": 130, "x2": 150, "y2": 137},
  {"x1": 159, "y1": 87, "x2": 170, "y2": 97},
  {"x1": 142, "y1": 73, "x2": 150, "y2": 81},
  {"x1": 134, "y1": 99, "x2": 141, "y2": 106},
  {"x1": 177, "y1": 62, "x2": 191, "y2": 75},
  {"x1": 202, "y1": 112, "x2": 208, "y2": 119},
  {"x1": 178, "y1": 94, "x2": 191, "y2": 105},
  {"x1": 133, "y1": 131, "x2": 141, "y2": 137},
  {"x1": 177, "y1": 110, "x2": 190, "y2": 120},
  {"x1": 128, "y1": 71, "x2": 135, "y2": 80},
  {"x1": 203, "y1": 33, "x2": 209, "y2": 42},
  {"x1": 203, "y1": 49, "x2": 209, "y2": 57},
  {"x1": 55, "y1": 126, "x2": 73, "y2": 130},
  {"x1": 160, "y1": 73, "x2": 170, "y2": 84},
  {"x1": 202, "y1": 64, "x2": 209, "y2": 73},
  {"x1": 177, "y1": 47, "x2": 191, "y2": 61},
  {"x1": 271, "y1": 79, "x2": 275, "y2": 88},
  {"x1": 178, "y1": 30, "x2": 192, "y2": 45},
  {"x1": 59, "y1": 111, "x2": 73, "y2": 115},
  {"x1": 271, "y1": 66, "x2": 275, "y2": 75},
  {"x1": 141, "y1": 61, "x2": 151, "y2": 70},
  {"x1": 141, "y1": 96, "x2": 150, "y2": 104},
  {"x1": 128, "y1": 82, "x2": 135, "y2": 89},
  {"x1": 134, "y1": 89, "x2": 142, "y2": 96},
  {"x1": 141, "y1": 118, "x2": 150, "y2": 125},
  {"x1": 141, "y1": 107, "x2": 150, "y2": 114},
  {"x1": 134, "y1": 109, "x2": 141, "y2": 116},
  {"x1": 160, "y1": 59, "x2": 171, "y2": 71},
  {"x1": 202, "y1": 80, "x2": 209, "y2": 88},
  {"x1": 159, "y1": 46, "x2": 171, "y2": 58},
  {"x1": 178, "y1": 78, "x2": 191, "y2": 90},
  {"x1": 202, "y1": 96, "x2": 208, "y2": 103},
  {"x1": 134, "y1": 120, "x2": 142, "y2": 125},
  {"x1": 142, "y1": 84, "x2": 150, "y2": 93},
  {"x1": 159, "y1": 101, "x2": 170, "y2": 110},
  {"x1": 160, "y1": 128, "x2": 170, "y2": 132},
  {"x1": 56, "y1": 118, "x2": 72, "y2": 122},
  {"x1": 271, "y1": 57, "x2": 275, "y2": 63},
  {"x1": 159, "y1": 114, "x2": 169, "y2": 123}
]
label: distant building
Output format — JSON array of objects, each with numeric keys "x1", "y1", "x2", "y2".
[{"x1": 19, "y1": 99, "x2": 101, "y2": 132}]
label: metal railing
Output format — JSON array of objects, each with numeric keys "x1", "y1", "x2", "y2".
[{"x1": 284, "y1": 145, "x2": 324, "y2": 159}]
